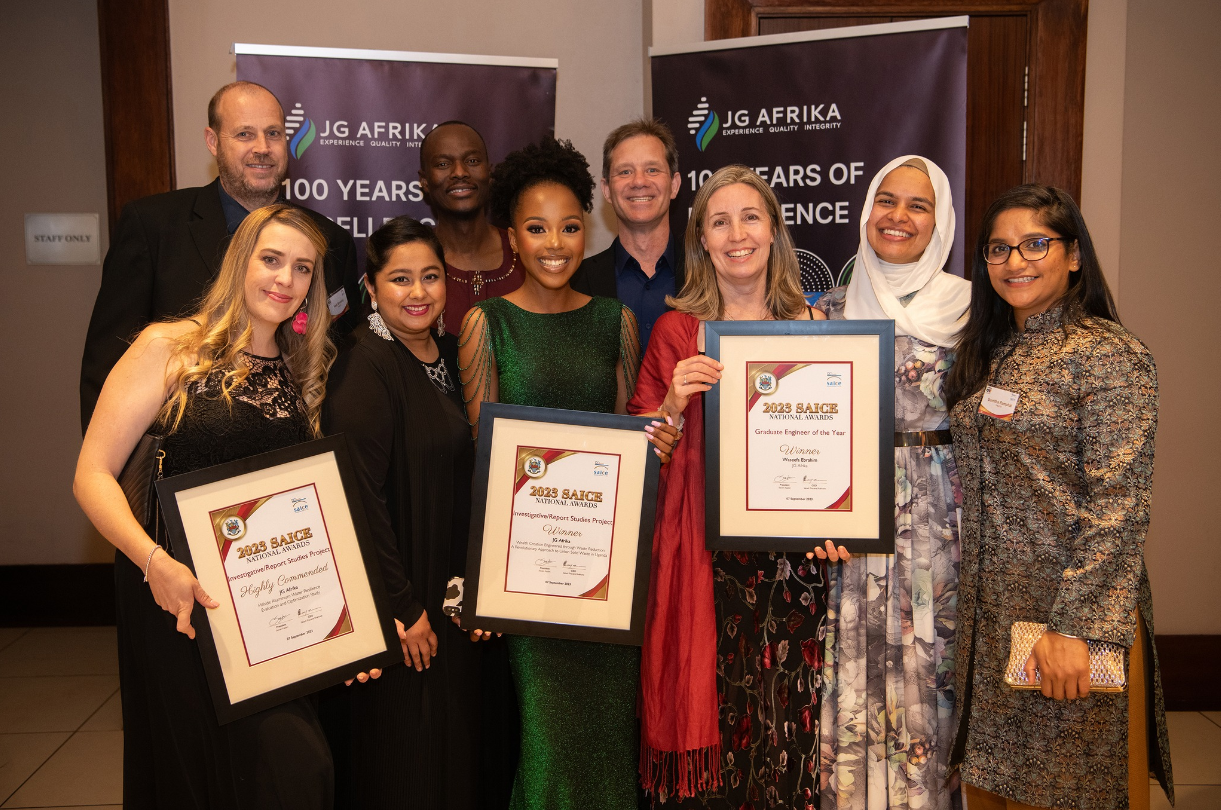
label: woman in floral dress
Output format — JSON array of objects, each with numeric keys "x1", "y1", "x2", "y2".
[
  {"x1": 815, "y1": 156, "x2": 970, "y2": 810},
  {"x1": 632, "y1": 165, "x2": 848, "y2": 810}
]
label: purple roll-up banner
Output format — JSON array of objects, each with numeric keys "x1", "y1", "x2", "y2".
[
  {"x1": 650, "y1": 18, "x2": 968, "y2": 299},
  {"x1": 235, "y1": 43, "x2": 557, "y2": 284}
]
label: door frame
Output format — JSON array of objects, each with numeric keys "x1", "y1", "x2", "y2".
[
  {"x1": 704, "y1": 0, "x2": 1089, "y2": 199},
  {"x1": 97, "y1": 0, "x2": 176, "y2": 233}
]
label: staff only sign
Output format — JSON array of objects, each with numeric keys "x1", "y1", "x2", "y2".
[
  {"x1": 236, "y1": 43, "x2": 557, "y2": 278},
  {"x1": 651, "y1": 18, "x2": 967, "y2": 298}
]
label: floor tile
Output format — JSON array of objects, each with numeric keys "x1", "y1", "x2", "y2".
[
  {"x1": 0, "y1": 629, "x2": 117, "y2": 677},
  {"x1": 3, "y1": 731, "x2": 122, "y2": 808},
  {"x1": 0, "y1": 733, "x2": 70, "y2": 806},
  {"x1": 1202, "y1": 710, "x2": 1221, "y2": 730},
  {"x1": 78, "y1": 690, "x2": 121, "y2": 732},
  {"x1": 0, "y1": 630, "x2": 27, "y2": 654},
  {"x1": 1165, "y1": 711, "x2": 1221, "y2": 785},
  {"x1": 0, "y1": 677, "x2": 118, "y2": 733},
  {"x1": 1151, "y1": 784, "x2": 1221, "y2": 810}
]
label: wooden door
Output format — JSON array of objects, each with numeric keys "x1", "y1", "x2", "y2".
[
  {"x1": 705, "y1": 0, "x2": 1088, "y2": 274},
  {"x1": 97, "y1": 0, "x2": 176, "y2": 232}
]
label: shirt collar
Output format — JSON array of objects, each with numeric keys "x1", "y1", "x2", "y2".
[
  {"x1": 217, "y1": 183, "x2": 251, "y2": 235},
  {"x1": 217, "y1": 182, "x2": 287, "y2": 235},
  {"x1": 612, "y1": 231, "x2": 677, "y2": 276},
  {"x1": 1021, "y1": 302, "x2": 1066, "y2": 334}
]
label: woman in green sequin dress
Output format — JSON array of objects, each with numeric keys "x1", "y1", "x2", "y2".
[{"x1": 458, "y1": 138, "x2": 677, "y2": 810}]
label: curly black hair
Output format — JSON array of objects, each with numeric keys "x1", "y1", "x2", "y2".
[{"x1": 489, "y1": 137, "x2": 595, "y2": 224}]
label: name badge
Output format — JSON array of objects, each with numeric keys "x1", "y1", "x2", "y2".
[
  {"x1": 979, "y1": 386, "x2": 1019, "y2": 421},
  {"x1": 327, "y1": 287, "x2": 349, "y2": 319}
]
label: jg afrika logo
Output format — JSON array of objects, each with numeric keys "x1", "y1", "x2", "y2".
[
  {"x1": 284, "y1": 102, "x2": 436, "y2": 159},
  {"x1": 284, "y1": 102, "x2": 316, "y2": 159},
  {"x1": 687, "y1": 96, "x2": 844, "y2": 151}
]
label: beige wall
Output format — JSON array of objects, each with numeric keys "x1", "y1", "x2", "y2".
[
  {"x1": 0, "y1": 0, "x2": 113, "y2": 564},
  {"x1": 167, "y1": 0, "x2": 645, "y2": 253},
  {"x1": 1119, "y1": 0, "x2": 1221, "y2": 634},
  {"x1": 1080, "y1": 0, "x2": 1128, "y2": 298}
]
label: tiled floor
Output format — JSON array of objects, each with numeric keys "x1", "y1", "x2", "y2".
[
  {"x1": 0, "y1": 627, "x2": 121, "y2": 809},
  {"x1": 0, "y1": 627, "x2": 1216, "y2": 809}
]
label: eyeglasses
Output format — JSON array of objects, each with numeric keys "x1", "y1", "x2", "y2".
[{"x1": 982, "y1": 237, "x2": 1072, "y2": 265}]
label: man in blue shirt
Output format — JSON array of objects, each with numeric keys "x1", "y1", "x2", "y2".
[{"x1": 570, "y1": 119, "x2": 684, "y2": 349}]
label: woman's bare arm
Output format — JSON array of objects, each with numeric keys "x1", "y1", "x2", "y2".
[{"x1": 73, "y1": 320, "x2": 218, "y2": 637}]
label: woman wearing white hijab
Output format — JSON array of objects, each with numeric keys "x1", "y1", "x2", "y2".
[{"x1": 815, "y1": 156, "x2": 969, "y2": 810}]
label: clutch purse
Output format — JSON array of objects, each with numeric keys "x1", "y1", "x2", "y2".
[
  {"x1": 117, "y1": 432, "x2": 166, "y2": 535},
  {"x1": 1003, "y1": 621, "x2": 1127, "y2": 692}
]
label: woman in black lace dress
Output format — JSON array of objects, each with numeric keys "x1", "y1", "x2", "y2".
[{"x1": 74, "y1": 204, "x2": 340, "y2": 809}]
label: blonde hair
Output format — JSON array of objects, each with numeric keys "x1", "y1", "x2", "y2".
[
  {"x1": 159, "y1": 204, "x2": 336, "y2": 436},
  {"x1": 669, "y1": 165, "x2": 807, "y2": 321}
]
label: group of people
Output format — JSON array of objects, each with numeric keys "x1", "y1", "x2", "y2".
[{"x1": 72, "y1": 79, "x2": 1174, "y2": 810}]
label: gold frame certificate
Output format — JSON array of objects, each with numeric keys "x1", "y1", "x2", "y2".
[
  {"x1": 463, "y1": 403, "x2": 660, "y2": 645},
  {"x1": 705, "y1": 320, "x2": 896, "y2": 553},
  {"x1": 157, "y1": 436, "x2": 400, "y2": 723}
]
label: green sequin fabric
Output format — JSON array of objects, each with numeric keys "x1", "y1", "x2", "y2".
[
  {"x1": 465, "y1": 295, "x2": 642, "y2": 810},
  {"x1": 463, "y1": 296, "x2": 639, "y2": 414}
]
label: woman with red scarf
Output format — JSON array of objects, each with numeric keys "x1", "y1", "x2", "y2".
[{"x1": 629, "y1": 165, "x2": 848, "y2": 809}]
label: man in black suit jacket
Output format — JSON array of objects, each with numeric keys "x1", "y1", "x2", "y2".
[
  {"x1": 80, "y1": 81, "x2": 361, "y2": 431},
  {"x1": 569, "y1": 119, "x2": 684, "y2": 350}
]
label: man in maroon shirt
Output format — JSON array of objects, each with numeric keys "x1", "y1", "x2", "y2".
[{"x1": 419, "y1": 121, "x2": 521, "y2": 335}]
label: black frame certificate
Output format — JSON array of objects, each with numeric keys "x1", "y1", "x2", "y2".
[
  {"x1": 156, "y1": 436, "x2": 401, "y2": 724},
  {"x1": 705, "y1": 320, "x2": 896, "y2": 553},
  {"x1": 463, "y1": 403, "x2": 661, "y2": 645}
]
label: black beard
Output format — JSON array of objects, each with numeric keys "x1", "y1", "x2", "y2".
[{"x1": 217, "y1": 153, "x2": 286, "y2": 207}]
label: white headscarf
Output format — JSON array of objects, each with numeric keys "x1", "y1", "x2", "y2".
[{"x1": 842, "y1": 155, "x2": 970, "y2": 348}]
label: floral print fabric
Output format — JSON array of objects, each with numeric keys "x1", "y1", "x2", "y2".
[
  {"x1": 665, "y1": 552, "x2": 829, "y2": 809},
  {"x1": 947, "y1": 305, "x2": 1173, "y2": 809},
  {"x1": 814, "y1": 287, "x2": 962, "y2": 810}
]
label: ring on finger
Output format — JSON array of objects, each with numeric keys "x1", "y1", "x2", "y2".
[{"x1": 683, "y1": 374, "x2": 688, "y2": 385}]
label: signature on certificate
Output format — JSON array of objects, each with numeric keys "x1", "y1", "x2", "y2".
[{"x1": 773, "y1": 475, "x2": 795, "y2": 483}]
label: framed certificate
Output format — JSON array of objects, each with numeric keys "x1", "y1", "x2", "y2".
[
  {"x1": 705, "y1": 320, "x2": 896, "y2": 553},
  {"x1": 156, "y1": 436, "x2": 401, "y2": 724},
  {"x1": 462, "y1": 403, "x2": 661, "y2": 645}
]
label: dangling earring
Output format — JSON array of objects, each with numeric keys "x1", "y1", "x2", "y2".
[
  {"x1": 368, "y1": 300, "x2": 393, "y2": 341},
  {"x1": 291, "y1": 307, "x2": 308, "y2": 335},
  {"x1": 436, "y1": 310, "x2": 446, "y2": 337}
]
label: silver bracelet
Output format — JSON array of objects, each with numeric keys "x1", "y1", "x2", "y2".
[{"x1": 143, "y1": 546, "x2": 160, "y2": 583}]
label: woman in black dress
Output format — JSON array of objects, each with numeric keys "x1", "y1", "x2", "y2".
[
  {"x1": 74, "y1": 203, "x2": 338, "y2": 809},
  {"x1": 323, "y1": 216, "x2": 492, "y2": 809}
]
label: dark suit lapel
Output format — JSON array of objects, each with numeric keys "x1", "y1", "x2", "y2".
[{"x1": 187, "y1": 179, "x2": 232, "y2": 281}]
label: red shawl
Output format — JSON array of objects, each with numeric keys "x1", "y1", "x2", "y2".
[{"x1": 628, "y1": 311, "x2": 721, "y2": 797}]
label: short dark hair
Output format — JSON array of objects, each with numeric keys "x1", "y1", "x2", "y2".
[
  {"x1": 489, "y1": 137, "x2": 595, "y2": 224},
  {"x1": 365, "y1": 216, "x2": 447, "y2": 281},
  {"x1": 601, "y1": 118, "x2": 679, "y2": 179},
  {"x1": 944, "y1": 184, "x2": 1120, "y2": 410},
  {"x1": 419, "y1": 120, "x2": 488, "y2": 170},
  {"x1": 207, "y1": 81, "x2": 282, "y2": 131}
]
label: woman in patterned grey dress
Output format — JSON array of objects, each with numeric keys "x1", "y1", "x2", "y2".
[
  {"x1": 815, "y1": 156, "x2": 970, "y2": 810},
  {"x1": 944, "y1": 184, "x2": 1172, "y2": 810}
]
